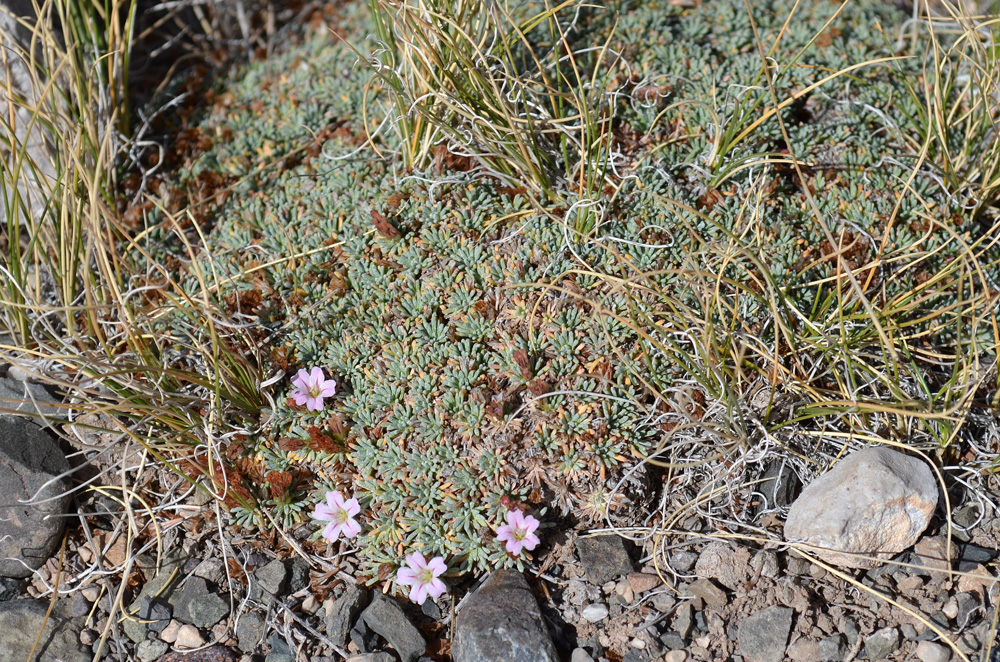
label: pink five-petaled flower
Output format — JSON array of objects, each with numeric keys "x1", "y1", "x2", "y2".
[
  {"x1": 290, "y1": 367, "x2": 338, "y2": 411},
  {"x1": 396, "y1": 552, "x2": 448, "y2": 605},
  {"x1": 313, "y1": 491, "x2": 361, "y2": 542},
  {"x1": 496, "y1": 509, "x2": 541, "y2": 556}
]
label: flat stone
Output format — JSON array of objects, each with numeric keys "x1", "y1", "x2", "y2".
[
  {"x1": 663, "y1": 652, "x2": 688, "y2": 662},
  {"x1": 737, "y1": 606, "x2": 793, "y2": 662},
  {"x1": 237, "y1": 610, "x2": 266, "y2": 653},
  {"x1": 669, "y1": 550, "x2": 698, "y2": 572},
  {"x1": 819, "y1": 634, "x2": 846, "y2": 661},
  {"x1": 694, "y1": 543, "x2": 750, "y2": 590},
  {"x1": 0, "y1": 378, "x2": 60, "y2": 421},
  {"x1": 172, "y1": 576, "x2": 229, "y2": 628},
  {"x1": 0, "y1": 598, "x2": 89, "y2": 661},
  {"x1": 255, "y1": 559, "x2": 289, "y2": 597},
  {"x1": 687, "y1": 579, "x2": 727, "y2": 609},
  {"x1": 660, "y1": 632, "x2": 686, "y2": 650},
  {"x1": 136, "y1": 639, "x2": 169, "y2": 662},
  {"x1": 580, "y1": 603, "x2": 609, "y2": 623},
  {"x1": 576, "y1": 536, "x2": 633, "y2": 585},
  {"x1": 325, "y1": 583, "x2": 369, "y2": 648},
  {"x1": 750, "y1": 550, "x2": 779, "y2": 579},
  {"x1": 362, "y1": 593, "x2": 426, "y2": 662},
  {"x1": 784, "y1": 447, "x2": 938, "y2": 569},
  {"x1": 864, "y1": 627, "x2": 900, "y2": 660},
  {"x1": 626, "y1": 572, "x2": 661, "y2": 594},
  {"x1": 954, "y1": 591, "x2": 978, "y2": 628},
  {"x1": 453, "y1": 569, "x2": 558, "y2": 662},
  {"x1": 345, "y1": 655, "x2": 397, "y2": 662},
  {"x1": 0, "y1": 417, "x2": 72, "y2": 577},
  {"x1": 571, "y1": 648, "x2": 595, "y2": 662},
  {"x1": 786, "y1": 639, "x2": 820, "y2": 661},
  {"x1": 137, "y1": 596, "x2": 172, "y2": 632},
  {"x1": 959, "y1": 543, "x2": 995, "y2": 565},
  {"x1": 193, "y1": 558, "x2": 227, "y2": 586},
  {"x1": 914, "y1": 536, "x2": 956, "y2": 575},
  {"x1": 673, "y1": 603, "x2": 693, "y2": 639},
  {"x1": 350, "y1": 619, "x2": 379, "y2": 653},
  {"x1": 916, "y1": 641, "x2": 951, "y2": 662},
  {"x1": 289, "y1": 557, "x2": 310, "y2": 593},
  {"x1": 266, "y1": 633, "x2": 294, "y2": 662}
]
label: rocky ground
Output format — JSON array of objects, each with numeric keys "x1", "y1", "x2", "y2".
[{"x1": 0, "y1": 367, "x2": 998, "y2": 662}]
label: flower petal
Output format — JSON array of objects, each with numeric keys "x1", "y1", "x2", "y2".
[
  {"x1": 309, "y1": 366, "x2": 325, "y2": 384},
  {"x1": 327, "y1": 491, "x2": 345, "y2": 509},
  {"x1": 410, "y1": 582, "x2": 429, "y2": 605},
  {"x1": 427, "y1": 578, "x2": 447, "y2": 600},
  {"x1": 427, "y1": 556, "x2": 448, "y2": 577},
  {"x1": 405, "y1": 552, "x2": 427, "y2": 571},
  {"x1": 321, "y1": 521, "x2": 340, "y2": 542},
  {"x1": 397, "y1": 568, "x2": 418, "y2": 586},
  {"x1": 522, "y1": 533, "x2": 540, "y2": 551},
  {"x1": 344, "y1": 499, "x2": 361, "y2": 516},
  {"x1": 293, "y1": 369, "x2": 310, "y2": 387},
  {"x1": 522, "y1": 514, "x2": 540, "y2": 533},
  {"x1": 313, "y1": 503, "x2": 334, "y2": 521},
  {"x1": 292, "y1": 392, "x2": 310, "y2": 406},
  {"x1": 320, "y1": 381, "x2": 338, "y2": 397},
  {"x1": 342, "y1": 518, "x2": 362, "y2": 538},
  {"x1": 306, "y1": 397, "x2": 324, "y2": 411}
]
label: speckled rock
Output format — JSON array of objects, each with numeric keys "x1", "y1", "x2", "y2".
[
  {"x1": 0, "y1": 417, "x2": 72, "y2": 578},
  {"x1": 784, "y1": 447, "x2": 938, "y2": 569},
  {"x1": 453, "y1": 570, "x2": 558, "y2": 662}
]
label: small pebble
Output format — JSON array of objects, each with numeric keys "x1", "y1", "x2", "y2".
[
  {"x1": 301, "y1": 595, "x2": 319, "y2": 614},
  {"x1": 174, "y1": 624, "x2": 205, "y2": 650},
  {"x1": 664, "y1": 652, "x2": 688, "y2": 662},
  {"x1": 630, "y1": 637, "x2": 646, "y2": 649},
  {"x1": 160, "y1": 620, "x2": 181, "y2": 643},
  {"x1": 81, "y1": 586, "x2": 100, "y2": 602},
  {"x1": 943, "y1": 597, "x2": 959, "y2": 620},
  {"x1": 79, "y1": 629, "x2": 96, "y2": 646},
  {"x1": 916, "y1": 641, "x2": 951, "y2": 662},
  {"x1": 581, "y1": 603, "x2": 609, "y2": 623},
  {"x1": 670, "y1": 551, "x2": 698, "y2": 572}
]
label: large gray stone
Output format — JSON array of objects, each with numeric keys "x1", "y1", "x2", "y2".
[
  {"x1": 0, "y1": 598, "x2": 89, "y2": 661},
  {"x1": 784, "y1": 447, "x2": 938, "y2": 569},
  {"x1": 361, "y1": 593, "x2": 426, "y2": 662},
  {"x1": 737, "y1": 606, "x2": 793, "y2": 662},
  {"x1": 864, "y1": 626, "x2": 900, "y2": 660},
  {"x1": 453, "y1": 569, "x2": 558, "y2": 662},
  {"x1": 0, "y1": 416, "x2": 71, "y2": 577}
]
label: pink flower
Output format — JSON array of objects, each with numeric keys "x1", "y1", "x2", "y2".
[
  {"x1": 396, "y1": 552, "x2": 447, "y2": 605},
  {"x1": 291, "y1": 367, "x2": 338, "y2": 411},
  {"x1": 313, "y1": 491, "x2": 361, "y2": 541},
  {"x1": 496, "y1": 509, "x2": 540, "y2": 556}
]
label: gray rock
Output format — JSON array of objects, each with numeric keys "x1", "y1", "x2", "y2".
[
  {"x1": 864, "y1": 627, "x2": 900, "y2": 660},
  {"x1": 959, "y1": 543, "x2": 995, "y2": 565},
  {"x1": 623, "y1": 650, "x2": 650, "y2": 662},
  {"x1": 266, "y1": 633, "x2": 295, "y2": 662},
  {"x1": 135, "y1": 639, "x2": 169, "y2": 662},
  {"x1": 954, "y1": 592, "x2": 979, "y2": 628},
  {"x1": 784, "y1": 447, "x2": 938, "y2": 569},
  {"x1": 757, "y1": 460, "x2": 801, "y2": 510},
  {"x1": 0, "y1": 598, "x2": 89, "y2": 661},
  {"x1": 193, "y1": 558, "x2": 228, "y2": 586},
  {"x1": 236, "y1": 610, "x2": 266, "y2": 653},
  {"x1": 325, "y1": 583, "x2": 369, "y2": 648},
  {"x1": 289, "y1": 557, "x2": 310, "y2": 593},
  {"x1": 0, "y1": 417, "x2": 71, "y2": 577},
  {"x1": 345, "y1": 655, "x2": 397, "y2": 662},
  {"x1": 256, "y1": 559, "x2": 289, "y2": 597},
  {"x1": 673, "y1": 602, "x2": 693, "y2": 639},
  {"x1": 136, "y1": 596, "x2": 172, "y2": 632},
  {"x1": 571, "y1": 648, "x2": 596, "y2": 662},
  {"x1": 669, "y1": 550, "x2": 698, "y2": 572},
  {"x1": 580, "y1": 603, "x2": 609, "y2": 623},
  {"x1": 916, "y1": 641, "x2": 951, "y2": 662},
  {"x1": 0, "y1": 576, "x2": 21, "y2": 601},
  {"x1": 737, "y1": 606, "x2": 793, "y2": 662},
  {"x1": 818, "y1": 634, "x2": 846, "y2": 661},
  {"x1": 453, "y1": 569, "x2": 558, "y2": 662},
  {"x1": 351, "y1": 619, "x2": 380, "y2": 653},
  {"x1": 362, "y1": 592, "x2": 426, "y2": 662},
  {"x1": 421, "y1": 597, "x2": 441, "y2": 620},
  {"x1": 659, "y1": 632, "x2": 685, "y2": 650},
  {"x1": 750, "y1": 550, "x2": 779, "y2": 579},
  {"x1": 576, "y1": 536, "x2": 633, "y2": 585},
  {"x1": 0, "y1": 378, "x2": 60, "y2": 421},
  {"x1": 172, "y1": 576, "x2": 229, "y2": 628}
]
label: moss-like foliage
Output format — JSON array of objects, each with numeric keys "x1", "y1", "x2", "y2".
[{"x1": 146, "y1": 0, "x2": 998, "y2": 580}]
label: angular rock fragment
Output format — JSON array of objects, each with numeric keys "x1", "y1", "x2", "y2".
[
  {"x1": 576, "y1": 536, "x2": 633, "y2": 585},
  {"x1": 737, "y1": 606, "x2": 793, "y2": 662},
  {"x1": 784, "y1": 447, "x2": 938, "y2": 569},
  {"x1": 453, "y1": 569, "x2": 558, "y2": 662},
  {"x1": 361, "y1": 593, "x2": 426, "y2": 662}
]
